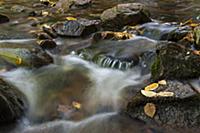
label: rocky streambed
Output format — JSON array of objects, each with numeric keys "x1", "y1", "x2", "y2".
[{"x1": 1, "y1": 0, "x2": 200, "y2": 133}]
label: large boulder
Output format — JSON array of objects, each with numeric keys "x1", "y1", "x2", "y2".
[
  {"x1": 52, "y1": 18, "x2": 101, "y2": 37},
  {"x1": 100, "y1": 3, "x2": 151, "y2": 30},
  {"x1": 0, "y1": 42, "x2": 53, "y2": 68},
  {"x1": 151, "y1": 42, "x2": 200, "y2": 80},
  {"x1": 0, "y1": 78, "x2": 28, "y2": 124},
  {"x1": 126, "y1": 80, "x2": 200, "y2": 129}
]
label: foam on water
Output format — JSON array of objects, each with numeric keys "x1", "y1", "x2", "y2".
[{"x1": 0, "y1": 55, "x2": 148, "y2": 123}]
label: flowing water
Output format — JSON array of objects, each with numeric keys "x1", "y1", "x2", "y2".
[{"x1": 1, "y1": 0, "x2": 200, "y2": 132}]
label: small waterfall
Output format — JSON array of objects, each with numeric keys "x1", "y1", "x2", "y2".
[{"x1": 0, "y1": 55, "x2": 148, "y2": 123}]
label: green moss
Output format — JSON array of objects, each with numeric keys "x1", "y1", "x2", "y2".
[{"x1": 151, "y1": 56, "x2": 161, "y2": 80}]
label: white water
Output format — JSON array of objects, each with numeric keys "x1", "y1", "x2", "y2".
[{"x1": 0, "y1": 55, "x2": 148, "y2": 123}]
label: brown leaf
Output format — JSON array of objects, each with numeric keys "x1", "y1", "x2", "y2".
[{"x1": 144, "y1": 103, "x2": 156, "y2": 118}]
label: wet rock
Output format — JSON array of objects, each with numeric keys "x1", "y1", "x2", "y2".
[
  {"x1": 0, "y1": 78, "x2": 28, "y2": 124},
  {"x1": 37, "y1": 32, "x2": 52, "y2": 40},
  {"x1": 38, "y1": 40, "x2": 57, "y2": 49},
  {"x1": 55, "y1": 0, "x2": 91, "y2": 12},
  {"x1": 42, "y1": 25, "x2": 58, "y2": 38},
  {"x1": 52, "y1": 18, "x2": 101, "y2": 37},
  {"x1": 126, "y1": 80, "x2": 200, "y2": 129},
  {"x1": 151, "y1": 42, "x2": 200, "y2": 80},
  {"x1": 100, "y1": 3, "x2": 151, "y2": 30},
  {"x1": 0, "y1": 43, "x2": 53, "y2": 68},
  {"x1": 92, "y1": 31, "x2": 134, "y2": 43},
  {"x1": 11, "y1": 5, "x2": 32, "y2": 13},
  {"x1": 77, "y1": 37, "x2": 157, "y2": 70},
  {"x1": 136, "y1": 22, "x2": 191, "y2": 41},
  {"x1": 0, "y1": 14, "x2": 9, "y2": 24},
  {"x1": 74, "y1": 0, "x2": 92, "y2": 6}
]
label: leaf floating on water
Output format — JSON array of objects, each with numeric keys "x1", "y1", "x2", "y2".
[
  {"x1": 141, "y1": 90, "x2": 157, "y2": 98},
  {"x1": 157, "y1": 91, "x2": 174, "y2": 97},
  {"x1": 144, "y1": 83, "x2": 159, "y2": 91},
  {"x1": 66, "y1": 17, "x2": 77, "y2": 21},
  {"x1": 144, "y1": 103, "x2": 156, "y2": 118},
  {"x1": 72, "y1": 101, "x2": 81, "y2": 110},
  {"x1": 158, "y1": 80, "x2": 167, "y2": 85}
]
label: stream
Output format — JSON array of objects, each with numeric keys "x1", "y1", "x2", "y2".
[{"x1": 1, "y1": 0, "x2": 200, "y2": 133}]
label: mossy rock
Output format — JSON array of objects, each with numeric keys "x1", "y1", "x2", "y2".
[
  {"x1": 151, "y1": 42, "x2": 200, "y2": 80},
  {"x1": 126, "y1": 80, "x2": 200, "y2": 129},
  {"x1": 0, "y1": 78, "x2": 28, "y2": 124}
]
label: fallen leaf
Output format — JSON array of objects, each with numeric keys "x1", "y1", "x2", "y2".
[
  {"x1": 72, "y1": 101, "x2": 81, "y2": 110},
  {"x1": 66, "y1": 17, "x2": 77, "y2": 21},
  {"x1": 193, "y1": 50, "x2": 200, "y2": 55},
  {"x1": 158, "y1": 80, "x2": 167, "y2": 85},
  {"x1": 157, "y1": 91, "x2": 174, "y2": 97},
  {"x1": 16, "y1": 57, "x2": 22, "y2": 65},
  {"x1": 141, "y1": 90, "x2": 157, "y2": 98},
  {"x1": 144, "y1": 103, "x2": 156, "y2": 118},
  {"x1": 144, "y1": 83, "x2": 159, "y2": 91}
]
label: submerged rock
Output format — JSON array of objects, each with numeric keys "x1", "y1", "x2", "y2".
[
  {"x1": 77, "y1": 37, "x2": 157, "y2": 70},
  {"x1": 0, "y1": 78, "x2": 28, "y2": 124},
  {"x1": 100, "y1": 3, "x2": 151, "y2": 30},
  {"x1": 151, "y1": 42, "x2": 200, "y2": 80},
  {"x1": 0, "y1": 14, "x2": 9, "y2": 24},
  {"x1": 135, "y1": 22, "x2": 191, "y2": 42},
  {"x1": 52, "y1": 18, "x2": 100, "y2": 37},
  {"x1": 0, "y1": 43, "x2": 53, "y2": 68},
  {"x1": 126, "y1": 80, "x2": 200, "y2": 129},
  {"x1": 38, "y1": 40, "x2": 57, "y2": 49}
]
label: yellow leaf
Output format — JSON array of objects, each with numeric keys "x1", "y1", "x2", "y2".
[
  {"x1": 144, "y1": 103, "x2": 156, "y2": 118},
  {"x1": 72, "y1": 101, "x2": 81, "y2": 110},
  {"x1": 158, "y1": 80, "x2": 167, "y2": 85},
  {"x1": 66, "y1": 17, "x2": 77, "y2": 21},
  {"x1": 144, "y1": 83, "x2": 159, "y2": 91},
  {"x1": 157, "y1": 91, "x2": 174, "y2": 97},
  {"x1": 141, "y1": 90, "x2": 157, "y2": 98},
  {"x1": 190, "y1": 23, "x2": 199, "y2": 28},
  {"x1": 16, "y1": 57, "x2": 22, "y2": 65}
]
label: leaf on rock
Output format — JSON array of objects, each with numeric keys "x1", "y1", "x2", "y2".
[
  {"x1": 144, "y1": 83, "x2": 159, "y2": 91},
  {"x1": 66, "y1": 17, "x2": 77, "y2": 21},
  {"x1": 141, "y1": 90, "x2": 157, "y2": 98},
  {"x1": 72, "y1": 101, "x2": 81, "y2": 110},
  {"x1": 144, "y1": 103, "x2": 156, "y2": 118},
  {"x1": 158, "y1": 80, "x2": 167, "y2": 85},
  {"x1": 157, "y1": 91, "x2": 174, "y2": 97}
]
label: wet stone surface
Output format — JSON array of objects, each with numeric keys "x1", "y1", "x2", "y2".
[
  {"x1": 0, "y1": 78, "x2": 28, "y2": 124},
  {"x1": 52, "y1": 18, "x2": 101, "y2": 37},
  {"x1": 100, "y1": 3, "x2": 151, "y2": 30},
  {"x1": 151, "y1": 42, "x2": 200, "y2": 80},
  {"x1": 126, "y1": 80, "x2": 200, "y2": 128}
]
